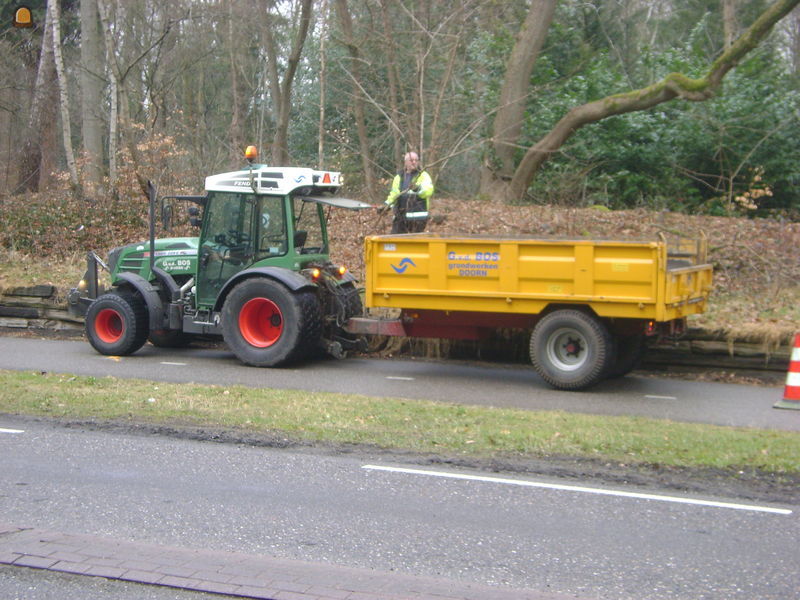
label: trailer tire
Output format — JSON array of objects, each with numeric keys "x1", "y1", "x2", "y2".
[
  {"x1": 606, "y1": 334, "x2": 646, "y2": 379},
  {"x1": 85, "y1": 291, "x2": 149, "y2": 356},
  {"x1": 148, "y1": 329, "x2": 193, "y2": 348},
  {"x1": 222, "y1": 278, "x2": 320, "y2": 367},
  {"x1": 530, "y1": 310, "x2": 613, "y2": 391}
]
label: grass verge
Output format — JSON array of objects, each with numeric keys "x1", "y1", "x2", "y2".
[{"x1": 1, "y1": 369, "x2": 798, "y2": 474}]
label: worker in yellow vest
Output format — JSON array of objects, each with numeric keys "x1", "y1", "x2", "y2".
[{"x1": 382, "y1": 152, "x2": 434, "y2": 233}]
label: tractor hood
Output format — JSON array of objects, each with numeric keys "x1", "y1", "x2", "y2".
[{"x1": 109, "y1": 237, "x2": 199, "y2": 281}]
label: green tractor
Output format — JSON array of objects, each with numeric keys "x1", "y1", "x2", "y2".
[{"x1": 68, "y1": 148, "x2": 372, "y2": 366}]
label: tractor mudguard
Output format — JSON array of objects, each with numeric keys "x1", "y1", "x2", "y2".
[
  {"x1": 213, "y1": 266, "x2": 315, "y2": 312},
  {"x1": 115, "y1": 272, "x2": 164, "y2": 331}
]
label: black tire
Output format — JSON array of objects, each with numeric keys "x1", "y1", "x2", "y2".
[
  {"x1": 85, "y1": 291, "x2": 149, "y2": 356},
  {"x1": 331, "y1": 281, "x2": 365, "y2": 356},
  {"x1": 148, "y1": 329, "x2": 194, "y2": 348},
  {"x1": 340, "y1": 282, "x2": 363, "y2": 322},
  {"x1": 530, "y1": 310, "x2": 613, "y2": 391},
  {"x1": 606, "y1": 334, "x2": 647, "y2": 379},
  {"x1": 221, "y1": 278, "x2": 321, "y2": 367},
  {"x1": 292, "y1": 288, "x2": 324, "y2": 359}
]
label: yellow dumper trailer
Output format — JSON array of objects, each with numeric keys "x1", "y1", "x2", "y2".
[{"x1": 344, "y1": 233, "x2": 713, "y2": 391}]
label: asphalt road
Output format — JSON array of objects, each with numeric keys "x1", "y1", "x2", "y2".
[
  {"x1": 0, "y1": 335, "x2": 796, "y2": 431},
  {"x1": 1, "y1": 418, "x2": 797, "y2": 600}
]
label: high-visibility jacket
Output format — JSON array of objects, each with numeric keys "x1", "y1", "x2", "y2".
[{"x1": 384, "y1": 169, "x2": 434, "y2": 210}]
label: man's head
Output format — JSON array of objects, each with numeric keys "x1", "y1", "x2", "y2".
[{"x1": 403, "y1": 152, "x2": 420, "y2": 173}]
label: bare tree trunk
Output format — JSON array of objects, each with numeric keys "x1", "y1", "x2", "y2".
[
  {"x1": 318, "y1": 0, "x2": 329, "y2": 168},
  {"x1": 49, "y1": 0, "x2": 80, "y2": 191},
  {"x1": 723, "y1": 0, "x2": 740, "y2": 49},
  {"x1": 271, "y1": 0, "x2": 313, "y2": 165},
  {"x1": 502, "y1": 0, "x2": 800, "y2": 203},
  {"x1": 790, "y1": 6, "x2": 800, "y2": 73},
  {"x1": 379, "y1": 0, "x2": 403, "y2": 165},
  {"x1": 15, "y1": 11, "x2": 57, "y2": 194},
  {"x1": 335, "y1": 0, "x2": 376, "y2": 194},
  {"x1": 97, "y1": 0, "x2": 148, "y2": 197},
  {"x1": 108, "y1": 61, "x2": 119, "y2": 187},
  {"x1": 479, "y1": 0, "x2": 556, "y2": 198},
  {"x1": 227, "y1": 0, "x2": 243, "y2": 153},
  {"x1": 80, "y1": 0, "x2": 106, "y2": 193},
  {"x1": 426, "y1": 5, "x2": 471, "y2": 170}
]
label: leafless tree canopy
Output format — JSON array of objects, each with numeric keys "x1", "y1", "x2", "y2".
[{"x1": 1, "y1": 0, "x2": 799, "y2": 206}]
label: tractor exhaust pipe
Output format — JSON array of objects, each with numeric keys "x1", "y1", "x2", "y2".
[{"x1": 148, "y1": 180, "x2": 157, "y2": 274}]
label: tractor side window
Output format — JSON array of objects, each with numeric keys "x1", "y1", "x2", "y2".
[
  {"x1": 292, "y1": 198, "x2": 326, "y2": 254},
  {"x1": 256, "y1": 195, "x2": 287, "y2": 258}
]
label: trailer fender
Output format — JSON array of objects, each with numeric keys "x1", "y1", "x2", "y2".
[
  {"x1": 213, "y1": 267, "x2": 315, "y2": 312},
  {"x1": 115, "y1": 272, "x2": 164, "y2": 330}
]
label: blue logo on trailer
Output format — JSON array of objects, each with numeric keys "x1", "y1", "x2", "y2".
[{"x1": 391, "y1": 258, "x2": 416, "y2": 274}]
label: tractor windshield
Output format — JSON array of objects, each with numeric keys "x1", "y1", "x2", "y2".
[{"x1": 196, "y1": 191, "x2": 257, "y2": 306}]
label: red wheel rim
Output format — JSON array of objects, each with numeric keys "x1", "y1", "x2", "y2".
[
  {"x1": 95, "y1": 308, "x2": 124, "y2": 343},
  {"x1": 239, "y1": 297, "x2": 283, "y2": 347}
]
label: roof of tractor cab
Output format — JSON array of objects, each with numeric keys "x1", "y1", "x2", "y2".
[{"x1": 205, "y1": 165, "x2": 341, "y2": 196}]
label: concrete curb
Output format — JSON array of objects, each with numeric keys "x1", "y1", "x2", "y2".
[{"x1": 0, "y1": 523, "x2": 575, "y2": 600}]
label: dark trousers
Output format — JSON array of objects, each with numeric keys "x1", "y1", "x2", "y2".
[
  {"x1": 391, "y1": 214, "x2": 427, "y2": 233},
  {"x1": 391, "y1": 194, "x2": 427, "y2": 234}
]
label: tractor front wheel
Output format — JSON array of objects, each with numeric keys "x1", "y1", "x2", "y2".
[
  {"x1": 222, "y1": 278, "x2": 321, "y2": 367},
  {"x1": 85, "y1": 291, "x2": 149, "y2": 356}
]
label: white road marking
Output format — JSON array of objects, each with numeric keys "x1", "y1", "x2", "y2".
[
  {"x1": 362, "y1": 465, "x2": 792, "y2": 516},
  {"x1": 644, "y1": 394, "x2": 678, "y2": 401},
  {"x1": 386, "y1": 376, "x2": 415, "y2": 381},
  {"x1": 0, "y1": 428, "x2": 24, "y2": 434},
  {"x1": 160, "y1": 362, "x2": 187, "y2": 366}
]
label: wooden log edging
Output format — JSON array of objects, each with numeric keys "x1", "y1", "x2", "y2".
[
  {"x1": 0, "y1": 285, "x2": 83, "y2": 333},
  {"x1": 0, "y1": 286, "x2": 792, "y2": 373}
]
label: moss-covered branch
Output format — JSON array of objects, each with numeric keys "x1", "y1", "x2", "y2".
[{"x1": 507, "y1": 0, "x2": 800, "y2": 202}]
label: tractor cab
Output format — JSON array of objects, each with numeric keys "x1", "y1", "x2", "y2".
[{"x1": 194, "y1": 158, "x2": 349, "y2": 309}]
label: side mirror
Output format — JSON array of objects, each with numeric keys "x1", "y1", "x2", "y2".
[
  {"x1": 161, "y1": 201, "x2": 173, "y2": 232},
  {"x1": 188, "y1": 206, "x2": 201, "y2": 228}
]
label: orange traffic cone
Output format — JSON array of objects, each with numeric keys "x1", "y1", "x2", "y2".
[{"x1": 774, "y1": 333, "x2": 800, "y2": 410}]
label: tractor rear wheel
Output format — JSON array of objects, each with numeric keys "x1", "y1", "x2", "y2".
[
  {"x1": 222, "y1": 278, "x2": 321, "y2": 367},
  {"x1": 85, "y1": 291, "x2": 149, "y2": 356},
  {"x1": 340, "y1": 282, "x2": 363, "y2": 321},
  {"x1": 529, "y1": 309, "x2": 613, "y2": 391}
]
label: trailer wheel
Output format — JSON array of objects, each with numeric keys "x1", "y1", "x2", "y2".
[
  {"x1": 530, "y1": 310, "x2": 613, "y2": 391},
  {"x1": 606, "y1": 334, "x2": 646, "y2": 379},
  {"x1": 148, "y1": 329, "x2": 193, "y2": 348},
  {"x1": 222, "y1": 278, "x2": 320, "y2": 367},
  {"x1": 85, "y1": 291, "x2": 149, "y2": 356}
]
